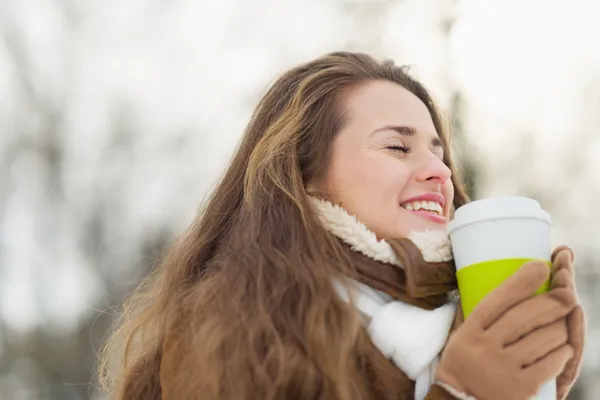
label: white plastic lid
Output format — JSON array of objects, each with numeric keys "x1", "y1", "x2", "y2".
[{"x1": 447, "y1": 196, "x2": 551, "y2": 234}]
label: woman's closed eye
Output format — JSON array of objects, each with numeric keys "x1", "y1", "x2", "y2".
[{"x1": 386, "y1": 145, "x2": 410, "y2": 154}]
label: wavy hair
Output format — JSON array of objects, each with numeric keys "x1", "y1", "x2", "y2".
[{"x1": 98, "y1": 51, "x2": 469, "y2": 399}]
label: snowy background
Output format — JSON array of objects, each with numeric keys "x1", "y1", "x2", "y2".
[{"x1": 0, "y1": 0, "x2": 598, "y2": 398}]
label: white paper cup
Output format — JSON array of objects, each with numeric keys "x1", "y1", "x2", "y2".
[{"x1": 447, "y1": 197, "x2": 556, "y2": 400}]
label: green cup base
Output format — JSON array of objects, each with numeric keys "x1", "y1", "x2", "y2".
[{"x1": 457, "y1": 258, "x2": 551, "y2": 319}]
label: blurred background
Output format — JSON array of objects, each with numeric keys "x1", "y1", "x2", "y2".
[{"x1": 0, "y1": 0, "x2": 598, "y2": 398}]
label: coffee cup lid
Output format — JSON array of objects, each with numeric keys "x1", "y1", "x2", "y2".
[{"x1": 447, "y1": 196, "x2": 551, "y2": 233}]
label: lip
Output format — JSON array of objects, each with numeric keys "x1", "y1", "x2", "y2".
[
  {"x1": 400, "y1": 192, "x2": 446, "y2": 208},
  {"x1": 406, "y1": 210, "x2": 447, "y2": 224}
]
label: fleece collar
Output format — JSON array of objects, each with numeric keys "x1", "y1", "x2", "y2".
[{"x1": 309, "y1": 196, "x2": 453, "y2": 265}]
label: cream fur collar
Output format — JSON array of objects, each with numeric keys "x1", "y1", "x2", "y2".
[{"x1": 309, "y1": 196, "x2": 453, "y2": 264}]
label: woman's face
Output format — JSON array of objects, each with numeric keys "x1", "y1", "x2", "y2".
[{"x1": 317, "y1": 79, "x2": 454, "y2": 239}]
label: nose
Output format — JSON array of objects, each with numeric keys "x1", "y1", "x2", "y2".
[{"x1": 415, "y1": 152, "x2": 452, "y2": 184}]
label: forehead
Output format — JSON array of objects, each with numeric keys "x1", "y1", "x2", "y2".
[{"x1": 340, "y1": 80, "x2": 438, "y2": 135}]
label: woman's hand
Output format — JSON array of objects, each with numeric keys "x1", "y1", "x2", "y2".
[
  {"x1": 434, "y1": 260, "x2": 576, "y2": 400},
  {"x1": 550, "y1": 246, "x2": 586, "y2": 400}
]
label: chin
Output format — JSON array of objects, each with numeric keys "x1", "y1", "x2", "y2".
[
  {"x1": 405, "y1": 218, "x2": 447, "y2": 234},
  {"x1": 394, "y1": 210, "x2": 448, "y2": 237}
]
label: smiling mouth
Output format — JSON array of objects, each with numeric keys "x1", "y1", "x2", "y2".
[{"x1": 400, "y1": 200, "x2": 444, "y2": 217}]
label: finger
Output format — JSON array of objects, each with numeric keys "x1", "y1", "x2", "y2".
[
  {"x1": 551, "y1": 247, "x2": 575, "y2": 282},
  {"x1": 551, "y1": 268, "x2": 575, "y2": 291},
  {"x1": 507, "y1": 319, "x2": 568, "y2": 368},
  {"x1": 551, "y1": 246, "x2": 575, "y2": 265},
  {"x1": 492, "y1": 288, "x2": 576, "y2": 345},
  {"x1": 524, "y1": 344, "x2": 574, "y2": 384},
  {"x1": 469, "y1": 261, "x2": 550, "y2": 330},
  {"x1": 557, "y1": 306, "x2": 586, "y2": 395},
  {"x1": 567, "y1": 305, "x2": 586, "y2": 349},
  {"x1": 565, "y1": 305, "x2": 585, "y2": 369}
]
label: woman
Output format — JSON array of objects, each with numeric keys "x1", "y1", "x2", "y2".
[{"x1": 99, "y1": 52, "x2": 585, "y2": 400}]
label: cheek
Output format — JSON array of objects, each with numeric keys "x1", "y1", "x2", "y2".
[
  {"x1": 353, "y1": 152, "x2": 410, "y2": 193},
  {"x1": 372, "y1": 163, "x2": 412, "y2": 197},
  {"x1": 319, "y1": 145, "x2": 367, "y2": 201},
  {"x1": 324, "y1": 150, "x2": 406, "y2": 206},
  {"x1": 442, "y1": 180, "x2": 455, "y2": 216}
]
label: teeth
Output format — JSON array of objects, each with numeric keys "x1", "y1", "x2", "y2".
[{"x1": 401, "y1": 200, "x2": 443, "y2": 215}]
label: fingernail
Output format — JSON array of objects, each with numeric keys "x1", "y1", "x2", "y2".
[{"x1": 564, "y1": 248, "x2": 575, "y2": 263}]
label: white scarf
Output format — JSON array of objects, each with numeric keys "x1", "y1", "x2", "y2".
[{"x1": 310, "y1": 197, "x2": 457, "y2": 400}]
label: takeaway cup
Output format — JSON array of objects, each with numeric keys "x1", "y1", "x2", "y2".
[{"x1": 448, "y1": 197, "x2": 555, "y2": 400}]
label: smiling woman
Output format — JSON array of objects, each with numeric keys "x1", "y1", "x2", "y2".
[{"x1": 99, "y1": 52, "x2": 582, "y2": 400}]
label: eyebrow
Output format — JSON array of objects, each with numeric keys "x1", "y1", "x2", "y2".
[{"x1": 369, "y1": 125, "x2": 443, "y2": 147}]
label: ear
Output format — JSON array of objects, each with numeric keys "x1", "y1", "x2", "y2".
[
  {"x1": 305, "y1": 179, "x2": 330, "y2": 199},
  {"x1": 305, "y1": 182, "x2": 318, "y2": 195}
]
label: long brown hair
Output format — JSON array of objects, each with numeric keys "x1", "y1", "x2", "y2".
[{"x1": 98, "y1": 51, "x2": 469, "y2": 399}]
